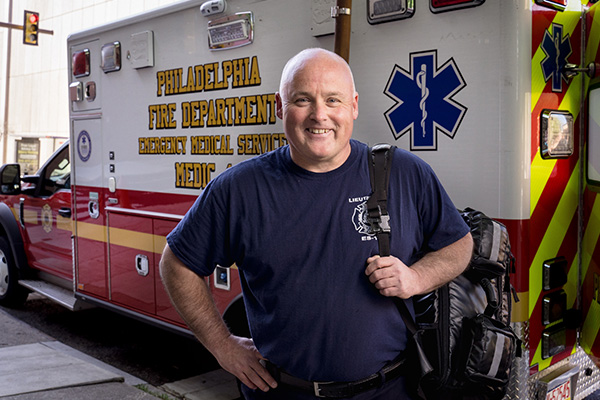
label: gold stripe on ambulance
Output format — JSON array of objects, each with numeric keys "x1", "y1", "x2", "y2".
[
  {"x1": 75, "y1": 221, "x2": 239, "y2": 271},
  {"x1": 56, "y1": 214, "x2": 72, "y2": 231},
  {"x1": 13, "y1": 208, "x2": 39, "y2": 225},
  {"x1": 76, "y1": 221, "x2": 166, "y2": 254},
  {"x1": 76, "y1": 221, "x2": 106, "y2": 243}
]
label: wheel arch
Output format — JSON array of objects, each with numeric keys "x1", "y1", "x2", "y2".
[
  {"x1": 0, "y1": 202, "x2": 29, "y2": 278},
  {"x1": 223, "y1": 294, "x2": 250, "y2": 338}
]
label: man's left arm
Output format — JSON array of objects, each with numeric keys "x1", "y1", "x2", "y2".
[{"x1": 366, "y1": 232, "x2": 473, "y2": 299}]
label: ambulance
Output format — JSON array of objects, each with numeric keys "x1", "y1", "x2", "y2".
[{"x1": 0, "y1": 0, "x2": 598, "y2": 397}]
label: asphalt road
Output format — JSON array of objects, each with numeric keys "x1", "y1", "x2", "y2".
[{"x1": 0, "y1": 294, "x2": 219, "y2": 387}]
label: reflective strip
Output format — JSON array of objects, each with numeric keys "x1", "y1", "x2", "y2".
[
  {"x1": 487, "y1": 334, "x2": 506, "y2": 378},
  {"x1": 490, "y1": 222, "x2": 501, "y2": 263}
]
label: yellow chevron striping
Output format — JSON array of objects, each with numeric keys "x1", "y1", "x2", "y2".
[
  {"x1": 530, "y1": 154, "x2": 556, "y2": 217},
  {"x1": 580, "y1": 195, "x2": 600, "y2": 351},
  {"x1": 530, "y1": 70, "x2": 582, "y2": 217},
  {"x1": 582, "y1": 300, "x2": 600, "y2": 354},
  {"x1": 531, "y1": 337, "x2": 553, "y2": 371},
  {"x1": 582, "y1": 192, "x2": 600, "y2": 284},
  {"x1": 529, "y1": 160, "x2": 580, "y2": 317},
  {"x1": 587, "y1": 5, "x2": 600, "y2": 76}
]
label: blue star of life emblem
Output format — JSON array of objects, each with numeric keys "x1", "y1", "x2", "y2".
[
  {"x1": 384, "y1": 50, "x2": 467, "y2": 151},
  {"x1": 541, "y1": 23, "x2": 572, "y2": 93}
]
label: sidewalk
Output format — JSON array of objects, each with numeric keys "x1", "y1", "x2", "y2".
[{"x1": 0, "y1": 306, "x2": 239, "y2": 400}]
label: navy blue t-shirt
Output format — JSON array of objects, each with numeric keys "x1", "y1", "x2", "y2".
[{"x1": 167, "y1": 139, "x2": 469, "y2": 383}]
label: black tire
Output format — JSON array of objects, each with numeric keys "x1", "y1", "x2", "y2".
[{"x1": 0, "y1": 237, "x2": 28, "y2": 307}]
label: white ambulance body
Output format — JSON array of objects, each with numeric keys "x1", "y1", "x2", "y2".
[{"x1": 0, "y1": 0, "x2": 599, "y2": 398}]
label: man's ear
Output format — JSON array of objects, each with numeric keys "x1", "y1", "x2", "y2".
[{"x1": 275, "y1": 92, "x2": 284, "y2": 120}]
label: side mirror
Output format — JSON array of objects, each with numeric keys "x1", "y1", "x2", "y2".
[{"x1": 0, "y1": 164, "x2": 21, "y2": 195}]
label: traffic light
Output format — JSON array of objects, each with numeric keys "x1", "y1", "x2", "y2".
[{"x1": 23, "y1": 11, "x2": 39, "y2": 46}]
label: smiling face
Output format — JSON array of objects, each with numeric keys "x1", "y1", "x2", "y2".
[{"x1": 276, "y1": 49, "x2": 359, "y2": 173}]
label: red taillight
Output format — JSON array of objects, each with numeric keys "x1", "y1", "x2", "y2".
[
  {"x1": 430, "y1": 0, "x2": 485, "y2": 13},
  {"x1": 72, "y1": 50, "x2": 90, "y2": 78},
  {"x1": 534, "y1": 0, "x2": 568, "y2": 11}
]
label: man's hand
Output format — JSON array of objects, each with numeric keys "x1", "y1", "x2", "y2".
[
  {"x1": 365, "y1": 255, "x2": 418, "y2": 299},
  {"x1": 159, "y1": 245, "x2": 277, "y2": 392},
  {"x1": 213, "y1": 335, "x2": 277, "y2": 392},
  {"x1": 365, "y1": 232, "x2": 473, "y2": 298}
]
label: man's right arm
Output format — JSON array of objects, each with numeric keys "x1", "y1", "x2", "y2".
[{"x1": 159, "y1": 244, "x2": 277, "y2": 392}]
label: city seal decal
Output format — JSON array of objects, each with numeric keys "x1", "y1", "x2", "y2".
[
  {"x1": 42, "y1": 204, "x2": 52, "y2": 233},
  {"x1": 77, "y1": 130, "x2": 92, "y2": 162},
  {"x1": 384, "y1": 49, "x2": 467, "y2": 151}
]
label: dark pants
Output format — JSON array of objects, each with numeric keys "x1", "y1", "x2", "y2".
[{"x1": 240, "y1": 375, "x2": 416, "y2": 400}]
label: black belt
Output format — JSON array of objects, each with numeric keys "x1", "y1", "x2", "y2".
[{"x1": 263, "y1": 353, "x2": 407, "y2": 398}]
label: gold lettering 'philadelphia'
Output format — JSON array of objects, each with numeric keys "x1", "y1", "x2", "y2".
[{"x1": 156, "y1": 57, "x2": 261, "y2": 96}]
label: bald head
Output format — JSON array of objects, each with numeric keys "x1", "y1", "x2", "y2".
[
  {"x1": 275, "y1": 48, "x2": 359, "y2": 172},
  {"x1": 278, "y1": 48, "x2": 356, "y2": 100}
]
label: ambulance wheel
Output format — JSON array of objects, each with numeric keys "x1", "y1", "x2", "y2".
[{"x1": 0, "y1": 237, "x2": 28, "y2": 307}]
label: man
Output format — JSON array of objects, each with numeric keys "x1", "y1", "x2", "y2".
[{"x1": 160, "y1": 48, "x2": 473, "y2": 399}]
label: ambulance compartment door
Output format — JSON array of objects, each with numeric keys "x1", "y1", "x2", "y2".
[
  {"x1": 579, "y1": 1, "x2": 600, "y2": 359},
  {"x1": 72, "y1": 117, "x2": 107, "y2": 299}
]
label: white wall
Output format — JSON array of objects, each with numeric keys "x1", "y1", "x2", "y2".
[{"x1": 0, "y1": 0, "x2": 183, "y2": 169}]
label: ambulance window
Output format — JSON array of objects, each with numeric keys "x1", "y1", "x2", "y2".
[
  {"x1": 588, "y1": 86, "x2": 600, "y2": 187},
  {"x1": 42, "y1": 146, "x2": 70, "y2": 196}
]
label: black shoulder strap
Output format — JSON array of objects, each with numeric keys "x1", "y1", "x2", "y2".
[
  {"x1": 366, "y1": 144, "x2": 395, "y2": 257},
  {"x1": 367, "y1": 144, "x2": 434, "y2": 383}
]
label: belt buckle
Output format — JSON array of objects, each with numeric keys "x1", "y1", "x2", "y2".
[{"x1": 313, "y1": 381, "x2": 333, "y2": 398}]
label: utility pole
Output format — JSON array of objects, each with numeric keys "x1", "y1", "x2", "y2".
[
  {"x1": 333, "y1": 0, "x2": 352, "y2": 63},
  {"x1": 2, "y1": 0, "x2": 13, "y2": 164}
]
